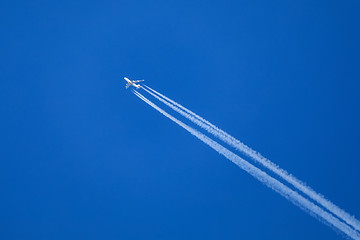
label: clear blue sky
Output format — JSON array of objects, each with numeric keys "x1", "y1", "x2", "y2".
[{"x1": 1, "y1": 0, "x2": 359, "y2": 239}]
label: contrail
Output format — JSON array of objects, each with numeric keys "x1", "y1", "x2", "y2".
[
  {"x1": 132, "y1": 90, "x2": 360, "y2": 240},
  {"x1": 143, "y1": 85, "x2": 360, "y2": 233}
]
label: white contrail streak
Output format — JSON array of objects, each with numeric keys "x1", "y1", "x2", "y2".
[
  {"x1": 133, "y1": 90, "x2": 360, "y2": 240},
  {"x1": 143, "y1": 85, "x2": 360, "y2": 233}
]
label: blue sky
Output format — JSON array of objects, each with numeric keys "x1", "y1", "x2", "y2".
[{"x1": 1, "y1": 0, "x2": 360, "y2": 239}]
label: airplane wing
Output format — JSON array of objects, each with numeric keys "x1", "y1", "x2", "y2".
[
  {"x1": 126, "y1": 83, "x2": 131, "y2": 89},
  {"x1": 132, "y1": 80, "x2": 144, "y2": 83}
]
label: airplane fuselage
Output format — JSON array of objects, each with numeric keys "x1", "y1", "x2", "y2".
[{"x1": 124, "y1": 77, "x2": 142, "y2": 89}]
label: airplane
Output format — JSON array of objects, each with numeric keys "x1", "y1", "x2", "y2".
[{"x1": 124, "y1": 77, "x2": 144, "y2": 89}]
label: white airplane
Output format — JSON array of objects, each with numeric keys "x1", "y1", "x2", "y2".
[{"x1": 124, "y1": 77, "x2": 144, "y2": 89}]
